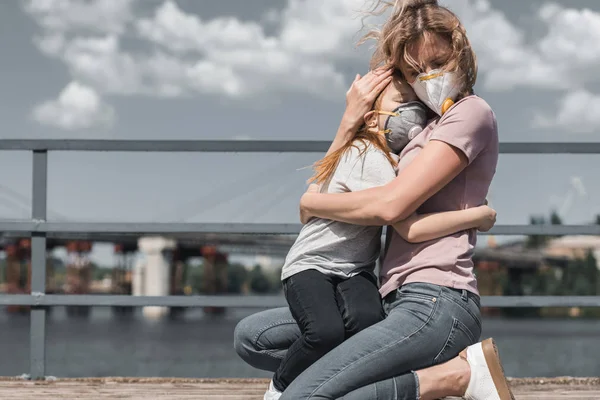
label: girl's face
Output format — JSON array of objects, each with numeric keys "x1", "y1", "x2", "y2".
[{"x1": 376, "y1": 79, "x2": 418, "y2": 131}]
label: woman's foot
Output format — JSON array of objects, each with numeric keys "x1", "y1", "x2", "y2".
[
  {"x1": 463, "y1": 338, "x2": 515, "y2": 400},
  {"x1": 264, "y1": 380, "x2": 282, "y2": 400}
]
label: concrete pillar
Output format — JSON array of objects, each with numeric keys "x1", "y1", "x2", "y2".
[
  {"x1": 132, "y1": 257, "x2": 145, "y2": 297},
  {"x1": 136, "y1": 237, "x2": 176, "y2": 320}
]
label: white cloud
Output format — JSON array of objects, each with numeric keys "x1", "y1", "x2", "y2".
[
  {"x1": 32, "y1": 81, "x2": 115, "y2": 130},
  {"x1": 22, "y1": 0, "x2": 600, "y2": 131},
  {"x1": 439, "y1": 0, "x2": 552, "y2": 91},
  {"x1": 23, "y1": 0, "x2": 137, "y2": 34},
  {"x1": 533, "y1": 90, "x2": 600, "y2": 134},
  {"x1": 34, "y1": 32, "x2": 66, "y2": 55},
  {"x1": 25, "y1": 0, "x2": 358, "y2": 105},
  {"x1": 439, "y1": 1, "x2": 600, "y2": 131},
  {"x1": 537, "y1": 4, "x2": 600, "y2": 69},
  {"x1": 133, "y1": 0, "x2": 352, "y2": 98},
  {"x1": 440, "y1": 1, "x2": 600, "y2": 92}
]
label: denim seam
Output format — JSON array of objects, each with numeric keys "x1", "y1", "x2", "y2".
[
  {"x1": 413, "y1": 371, "x2": 420, "y2": 400},
  {"x1": 432, "y1": 318, "x2": 458, "y2": 363},
  {"x1": 336, "y1": 285, "x2": 349, "y2": 323},
  {"x1": 439, "y1": 293, "x2": 481, "y2": 330},
  {"x1": 308, "y1": 296, "x2": 440, "y2": 398},
  {"x1": 252, "y1": 319, "x2": 297, "y2": 351}
]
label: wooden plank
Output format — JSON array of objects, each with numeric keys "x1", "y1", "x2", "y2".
[{"x1": 0, "y1": 378, "x2": 597, "y2": 399}]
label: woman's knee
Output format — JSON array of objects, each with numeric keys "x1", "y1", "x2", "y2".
[
  {"x1": 233, "y1": 315, "x2": 258, "y2": 363},
  {"x1": 234, "y1": 308, "x2": 300, "y2": 371}
]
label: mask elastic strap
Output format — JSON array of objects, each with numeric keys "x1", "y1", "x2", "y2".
[
  {"x1": 418, "y1": 71, "x2": 444, "y2": 81},
  {"x1": 374, "y1": 110, "x2": 399, "y2": 117}
]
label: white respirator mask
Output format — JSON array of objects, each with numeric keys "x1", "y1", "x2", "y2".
[{"x1": 410, "y1": 69, "x2": 460, "y2": 116}]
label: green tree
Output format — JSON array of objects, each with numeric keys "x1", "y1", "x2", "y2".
[
  {"x1": 526, "y1": 210, "x2": 563, "y2": 249},
  {"x1": 550, "y1": 210, "x2": 563, "y2": 235},
  {"x1": 0, "y1": 259, "x2": 5, "y2": 284},
  {"x1": 526, "y1": 215, "x2": 547, "y2": 249},
  {"x1": 188, "y1": 263, "x2": 205, "y2": 293},
  {"x1": 562, "y1": 250, "x2": 598, "y2": 296},
  {"x1": 265, "y1": 267, "x2": 283, "y2": 294},
  {"x1": 92, "y1": 264, "x2": 111, "y2": 281},
  {"x1": 583, "y1": 250, "x2": 598, "y2": 295},
  {"x1": 227, "y1": 263, "x2": 248, "y2": 293},
  {"x1": 596, "y1": 215, "x2": 600, "y2": 225},
  {"x1": 249, "y1": 265, "x2": 271, "y2": 293}
]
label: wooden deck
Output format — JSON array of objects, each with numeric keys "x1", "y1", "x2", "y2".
[{"x1": 0, "y1": 378, "x2": 598, "y2": 399}]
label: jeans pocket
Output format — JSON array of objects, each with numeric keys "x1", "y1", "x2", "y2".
[{"x1": 433, "y1": 317, "x2": 478, "y2": 364}]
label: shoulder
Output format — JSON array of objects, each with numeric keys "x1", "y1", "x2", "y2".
[
  {"x1": 430, "y1": 96, "x2": 498, "y2": 163},
  {"x1": 344, "y1": 139, "x2": 389, "y2": 160},
  {"x1": 441, "y1": 95, "x2": 496, "y2": 130},
  {"x1": 338, "y1": 139, "x2": 393, "y2": 172}
]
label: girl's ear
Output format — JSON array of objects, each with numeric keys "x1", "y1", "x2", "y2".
[{"x1": 364, "y1": 110, "x2": 377, "y2": 127}]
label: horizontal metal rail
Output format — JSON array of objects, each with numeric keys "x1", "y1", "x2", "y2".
[
  {"x1": 0, "y1": 294, "x2": 598, "y2": 308},
  {"x1": 0, "y1": 139, "x2": 599, "y2": 154},
  {"x1": 0, "y1": 221, "x2": 599, "y2": 236},
  {"x1": 0, "y1": 139, "x2": 598, "y2": 380}
]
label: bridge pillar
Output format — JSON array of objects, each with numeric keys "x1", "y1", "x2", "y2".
[{"x1": 136, "y1": 237, "x2": 176, "y2": 320}]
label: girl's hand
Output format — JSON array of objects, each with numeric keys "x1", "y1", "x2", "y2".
[
  {"x1": 476, "y1": 205, "x2": 497, "y2": 232},
  {"x1": 342, "y1": 67, "x2": 394, "y2": 131},
  {"x1": 299, "y1": 187, "x2": 319, "y2": 224}
]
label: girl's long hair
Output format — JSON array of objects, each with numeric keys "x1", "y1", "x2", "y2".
[{"x1": 309, "y1": 92, "x2": 397, "y2": 185}]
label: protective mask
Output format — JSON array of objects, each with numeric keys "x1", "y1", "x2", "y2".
[
  {"x1": 375, "y1": 101, "x2": 428, "y2": 153},
  {"x1": 410, "y1": 69, "x2": 460, "y2": 116}
]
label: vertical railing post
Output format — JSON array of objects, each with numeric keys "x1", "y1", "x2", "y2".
[{"x1": 30, "y1": 150, "x2": 48, "y2": 379}]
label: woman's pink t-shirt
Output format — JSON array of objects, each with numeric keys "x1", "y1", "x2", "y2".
[{"x1": 379, "y1": 95, "x2": 499, "y2": 298}]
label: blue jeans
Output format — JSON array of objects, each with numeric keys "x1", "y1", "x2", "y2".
[{"x1": 234, "y1": 283, "x2": 482, "y2": 399}]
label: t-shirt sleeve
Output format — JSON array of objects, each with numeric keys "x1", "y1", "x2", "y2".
[
  {"x1": 429, "y1": 97, "x2": 497, "y2": 164},
  {"x1": 344, "y1": 145, "x2": 398, "y2": 192}
]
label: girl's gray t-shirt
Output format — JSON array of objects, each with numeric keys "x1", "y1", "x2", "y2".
[{"x1": 281, "y1": 141, "x2": 397, "y2": 281}]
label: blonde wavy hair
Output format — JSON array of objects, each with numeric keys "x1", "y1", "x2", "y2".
[{"x1": 361, "y1": 0, "x2": 477, "y2": 99}]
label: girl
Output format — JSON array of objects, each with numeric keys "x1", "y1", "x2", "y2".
[{"x1": 264, "y1": 76, "x2": 497, "y2": 399}]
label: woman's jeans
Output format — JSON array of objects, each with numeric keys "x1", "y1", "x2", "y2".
[{"x1": 234, "y1": 283, "x2": 482, "y2": 400}]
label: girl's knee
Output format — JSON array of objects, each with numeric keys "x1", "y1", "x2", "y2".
[
  {"x1": 306, "y1": 322, "x2": 346, "y2": 351},
  {"x1": 345, "y1": 308, "x2": 384, "y2": 337}
]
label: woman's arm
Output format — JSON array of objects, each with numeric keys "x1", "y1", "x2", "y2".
[
  {"x1": 300, "y1": 140, "x2": 467, "y2": 225},
  {"x1": 394, "y1": 205, "x2": 496, "y2": 243},
  {"x1": 300, "y1": 98, "x2": 495, "y2": 226}
]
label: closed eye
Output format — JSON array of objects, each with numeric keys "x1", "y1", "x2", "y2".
[{"x1": 405, "y1": 69, "x2": 419, "y2": 82}]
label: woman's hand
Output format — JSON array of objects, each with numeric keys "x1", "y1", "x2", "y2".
[
  {"x1": 299, "y1": 184, "x2": 320, "y2": 224},
  {"x1": 475, "y1": 204, "x2": 497, "y2": 232},
  {"x1": 342, "y1": 67, "x2": 394, "y2": 131}
]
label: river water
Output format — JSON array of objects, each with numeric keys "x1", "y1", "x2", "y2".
[{"x1": 0, "y1": 307, "x2": 598, "y2": 378}]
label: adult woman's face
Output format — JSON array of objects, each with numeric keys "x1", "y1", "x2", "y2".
[{"x1": 398, "y1": 33, "x2": 454, "y2": 84}]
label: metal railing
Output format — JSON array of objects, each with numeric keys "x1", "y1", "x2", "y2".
[{"x1": 0, "y1": 139, "x2": 599, "y2": 379}]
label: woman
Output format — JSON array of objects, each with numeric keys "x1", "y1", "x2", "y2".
[{"x1": 235, "y1": 1, "x2": 513, "y2": 399}]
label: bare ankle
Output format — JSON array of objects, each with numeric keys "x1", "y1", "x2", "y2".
[
  {"x1": 454, "y1": 351, "x2": 471, "y2": 396},
  {"x1": 416, "y1": 353, "x2": 471, "y2": 400}
]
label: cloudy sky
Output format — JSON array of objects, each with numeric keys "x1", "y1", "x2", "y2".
[{"x1": 1, "y1": 0, "x2": 600, "y2": 263}]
